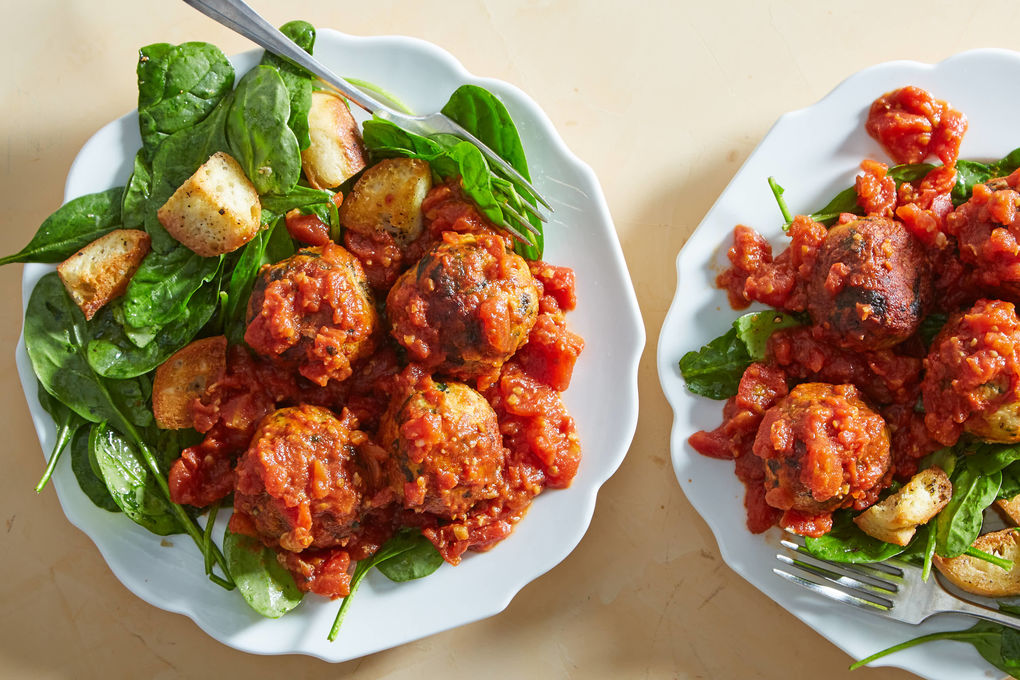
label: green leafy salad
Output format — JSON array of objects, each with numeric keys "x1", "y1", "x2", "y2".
[
  {"x1": 13, "y1": 20, "x2": 542, "y2": 638},
  {"x1": 681, "y1": 145, "x2": 1020, "y2": 674}
]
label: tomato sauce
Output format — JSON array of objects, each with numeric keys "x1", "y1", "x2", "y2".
[{"x1": 865, "y1": 86, "x2": 967, "y2": 166}]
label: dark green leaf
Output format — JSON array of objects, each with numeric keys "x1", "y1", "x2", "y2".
[
  {"x1": 1000, "y1": 462, "x2": 1020, "y2": 501},
  {"x1": 952, "y1": 159, "x2": 995, "y2": 205},
  {"x1": 34, "y1": 382, "x2": 87, "y2": 492},
  {"x1": 259, "y1": 20, "x2": 316, "y2": 150},
  {"x1": 71, "y1": 426, "x2": 120, "y2": 512},
  {"x1": 226, "y1": 66, "x2": 302, "y2": 195},
  {"x1": 969, "y1": 442, "x2": 1020, "y2": 476},
  {"x1": 137, "y1": 42, "x2": 235, "y2": 161},
  {"x1": 679, "y1": 327, "x2": 751, "y2": 400},
  {"x1": 441, "y1": 84, "x2": 531, "y2": 180},
  {"x1": 0, "y1": 188, "x2": 124, "y2": 266},
  {"x1": 222, "y1": 217, "x2": 295, "y2": 344},
  {"x1": 804, "y1": 511, "x2": 905, "y2": 563},
  {"x1": 224, "y1": 528, "x2": 303, "y2": 618},
  {"x1": 122, "y1": 246, "x2": 221, "y2": 331},
  {"x1": 121, "y1": 152, "x2": 152, "y2": 230},
  {"x1": 936, "y1": 465, "x2": 1002, "y2": 558},
  {"x1": 918, "y1": 313, "x2": 948, "y2": 348},
  {"x1": 89, "y1": 423, "x2": 181, "y2": 535},
  {"x1": 375, "y1": 531, "x2": 444, "y2": 582}
]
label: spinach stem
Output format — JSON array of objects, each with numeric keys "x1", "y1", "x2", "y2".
[
  {"x1": 35, "y1": 421, "x2": 78, "y2": 492},
  {"x1": 768, "y1": 176, "x2": 794, "y2": 224},
  {"x1": 203, "y1": 501, "x2": 222, "y2": 576},
  {"x1": 848, "y1": 631, "x2": 962, "y2": 670},
  {"x1": 965, "y1": 545, "x2": 1014, "y2": 571},
  {"x1": 328, "y1": 560, "x2": 372, "y2": 641}
]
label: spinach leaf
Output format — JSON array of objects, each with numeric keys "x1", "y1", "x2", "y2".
[
  {"x1": 918, "y1": 313, "x2": 948, "y2": 347},
  {"x1": 34, "y1": 382, "x2": 87, "y2": 492},
  {"x1": 328, "y1": 528, "x2": 442, "y2": 640},
  {"x1": 679, "y1": 327, "x2": 750, "y2": 400},
  {"x1": 952, "y1": 159, "x2": 995, "y2": 205},
  {"x1": 442, "y1": 84, "x2": 531, "y2": 181},
  {"x1": 800, "y1": 163, "x2": 934, "y2": 227},
  {"x1": 804, "y1": 511, "x2": 905, "y2": 563},
  {"x1": 224, "y1": 528, "x2": 303, "y2": 618},
  {"x1": 259, "y1": 20, "x2": 316, "y2": 150},
  {"x1": 733, "y1": 311, "x2": 802, "y2": 362},
  {"x1": 375, "y1": 531, "x2": 444, "y2": 582},
  {"x1": 137, "y1": 42, "x2": 235, "y2": 161},
  {"x1": 89, "y1": 423, "x2": 180, "y2": 535},
  {"x1": 122, "y1": 246, "x2": 221, "y2": 332},
  {"x1": 121, "y1": 152, "x2": 152, "y2": 229},
  {"x1": 69, "y1": 426, "x2": 120, "y2": 512},
  {"x1": 226, "y1": 66, "x2": 302, "y2": 195},
  {"x1": 935, "y1": 465, "x2": 1002, "y2": 558},
  {"x1": 260, "y1": 185, "x2": 335, "y2": 220},
  {"x1": 87, "y1": 280, "x2": 218, "y2": 378},
  {"x1": 0, "y1": 187, "x2": 123, "y2": 266},
  {"x1": 969, "y1": 442, "x2": 1020, "y2": 476},
  {"x1": 146, "y1": 92, "x2": 234, "y2": 253},
  {"x1": 1000, "y1": 461, "x2": 1020, "y2": 501}
]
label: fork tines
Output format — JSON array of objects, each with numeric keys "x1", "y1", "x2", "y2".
[{"x1": 774, "y1": 537, "x2": 903, "y2": 613}]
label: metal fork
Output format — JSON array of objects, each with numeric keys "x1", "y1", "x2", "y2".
[
  {"x1": 182, "y1": 0, "x2": 549, "y2": 243},
  {"x1": 774, "y1": 536, "x2": 1020, "y2": 631}
]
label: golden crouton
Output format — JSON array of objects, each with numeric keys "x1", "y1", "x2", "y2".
[
  {"x1": 57, "y1": 228, "x2": 151, "y2": 320},
  {"x1": 996, "y1": 493, "x2": 1020, "y2": 526},
  {"x1": 152, "y1": 335, "x2": 227, "y2": 429},
  {"x1": 339, "y1": 158, "x2": 432, "y2": 245},
  {"x1": 157, "y1": 151, "x2": 261, "y2": 257},
  {"x1": 301, "y1": 91, "x2": 367, "y2": 190},
  {"x1": 853, "y1": 467, "x2": 952, "y2": 546},
  {"x1": 934, "y1": 529, "x2": 1020, "y2": 597}
]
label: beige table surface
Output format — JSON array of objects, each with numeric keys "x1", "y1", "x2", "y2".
[{"x1": 3, "y1": 1, "x2": 1020, "y2": 679}]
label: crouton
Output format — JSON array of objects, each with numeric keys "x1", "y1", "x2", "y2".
[
  {"x1": 853, "y1": 467, "x2": 952, "y2": 546},
  {"x1": 56, "y1": 228, "x2": 151, "y2": 320},
  {"x1": 152, "y1": 335, "x2": 227, "y2": 429},
  {"x1": 339, "y1": 158, "x2": 432, "y2": 245},
  {"x1": 934, "y1": 529, "x2": 1020, "y2": 597},
  {"x1": 301, "y1": 91, "x2": 367, "y2": 190},
  {"x1": 157, "y1": 151, "x2": 261, "y2": 257},
  {"x1": 996, "y1": 493, "x2": 1020, "y2": 526}
]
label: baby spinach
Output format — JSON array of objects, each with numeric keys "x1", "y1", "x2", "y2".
[
  {"x1": 137, "y1": 42, "x2": 235, "y2": 161},
  {"x1": 1000, "y1": 462, "x2": 1020, "y2": 501},
  {"x1": 935, "y1": 465, "x2": 1002, "y2": 558},
  {"x1": 226, "y1": 66, "x2": 302, "y2": 196},
  {"x1": 34, "y1": 382, "x2": 87, "y2": 493},
  {"x1": 70, "y1": 426, "x2": 120, "y2": 513},
  {"x1": 260, "y1": 20, "x2": 316, "y2": 151},
  {"x1": 122, "y1": 247, "x2": 221, "y2": 332},
  {"x1": 803, "y1": 511, "x2": 905, "y2": 563},
  {"x1": 328, "y1": 529, "x2": 443, "y2": 640},
  {"x1": 442, "y1": 84, "x2": 531, "y2": 183},
  {"x1": 375, "y1": 532, "x2": 444, "y2": 582},
  {"x1": 222, "y1": 217, "x2": 295, "y2": 345},
  {"x1": 87, "y1": 280, "x2": 218, "y2": 379},
  {"x1": 733, "y1": 310, "x2": 802, "y2": 362},
  {"x1": 0, "y1": 187, "x2": 123, "y2": 266},
  {"x1": 90, "y1": 423, "x2": 181, "y2": 535},
  {"x1": 224, "y1": 528, "x2": 303, "y2": 618},
  {"x1": 121, "y1": 152, "x2": 152, "y2": 230}
]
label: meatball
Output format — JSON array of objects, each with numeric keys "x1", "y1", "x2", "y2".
[
  {"x1": 378, "y1": 375, "x2": 506, "y2": 518},
  {"x1": 807, "y1": 217, "x2": 931, "y2": 350},
  {"x1": 922, "y1": 298, "x2": 1020, "y2": 445},
  {"x1": 944, "y1": 171, "x2": 1020, "y2": 300},
  {"x1": 386, "y1": 231, "x2": 539, "y2": 381},
  {"x1": 753, "y1": 382, "x2": 891, "y2": 534},
  {"x1": 234, "y1": 405, "x2": 366, "y2": 553},
  {"x1": 245, "y1": 242, "x2": 378, "y2": 386}
]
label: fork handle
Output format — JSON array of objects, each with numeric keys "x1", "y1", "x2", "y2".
[
  {"x1": 938, "y1": 599, "x2": 1020, "y2": 631},
  {"x1": 181, "y1": 0, "x2": 389, "y2": 115}
]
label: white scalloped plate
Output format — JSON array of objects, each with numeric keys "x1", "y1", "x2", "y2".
[
  {"x1": 15, "y1": 29, "x2": 643, "y2": 661},
  {"x1": 658, "y1": 50, "x2": 1020, "y2": 680}
]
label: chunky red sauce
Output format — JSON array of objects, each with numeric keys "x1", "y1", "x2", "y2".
[
  {"x1": 865, "y1": 86, "x2": 967, "y2": 166},
  {"x1": 169, "y1": 179, "x2": 582, "y2": 595}
]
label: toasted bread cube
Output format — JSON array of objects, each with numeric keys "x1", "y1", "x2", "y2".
[
  {"x1": 934, "y1": 529, "x2": 1020, "y2": 597},
  {"x1": 853, "y1": 467, "x2": 952, "y2": 546},
  {"x1": 157, "y1": 151, "x2": 261, "y2": 257},
  {"x1": 301, "y1": 91, "x2": 367, "y2": 190},
  {"x1": 152, "y1": 335, "x2": 227, "y2": 429},
  {"x1": 997, "y1": 494, "x2": 1020, "y2": 526},
  {"x1": 57, "y1": 228, "x2": 151, "y2": 320},
  {"x1": 339, "y1": 158, "x2": 432, "y2": 245}
]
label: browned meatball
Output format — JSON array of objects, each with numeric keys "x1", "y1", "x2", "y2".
[
  {"x1": 378, "y1": 374, "x2": 506, "y2": 518},
  {"x1": 245, "y1": 242, "x2": 378, "y2": 386},
  {"x1": 386, "y1": 231, "x2": 539, "y2": 381},
  {"x1": 234, "y1": 405, "x2": 365, "y2": 552},
  {"x1": 922, "y1": 298, "x2": 1020, "y2": 446},
  {"x1": 753, "y1": 383, "x2": 891, "y2": 535},
  {"x1": 807, "y1": 217, "x2": 931, "y2": 350}
]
